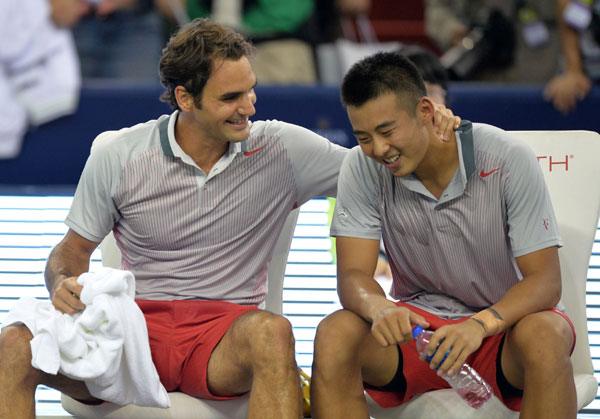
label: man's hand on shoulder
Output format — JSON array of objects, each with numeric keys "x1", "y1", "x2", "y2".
[
  {"x1": 51, "y1": 276, "x2": 86, "y2": 315},
  {"x1": 371, "y1": 304, "x2": 429, "y2": 347},
  {"x1": 432, "y1": 103, "x2": 461, "y2": 142}
]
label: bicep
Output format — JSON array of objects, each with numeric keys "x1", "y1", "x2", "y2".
[
  {"x1": 336, "y1": 236, "x2": 381, "y2": 279},
  {"x1": 515, "y1": 246, "x2": 561, "y2": 295}
]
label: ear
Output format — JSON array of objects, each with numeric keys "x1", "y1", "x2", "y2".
[
  {"x1": 174, "y1": 86, "x2": 196, "y2": 112},
  {"x1": 417, "y1": 96, "x2": 435, "y2": 126}
]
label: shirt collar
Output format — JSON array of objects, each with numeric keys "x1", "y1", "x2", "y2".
[
  {"x1": 396, "y1": 120, "x2": 475, "y2": 204},
  {"x1": 159, "y1": 111, "x2": 247, "y2": 161},
  {"x1": 455, "y1": 120, "x2": 476, "y2": 180}
]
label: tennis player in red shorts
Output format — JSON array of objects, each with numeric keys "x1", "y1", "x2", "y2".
[{"x1": 311, "y1": 52, "x2": 577, "y2": 419}]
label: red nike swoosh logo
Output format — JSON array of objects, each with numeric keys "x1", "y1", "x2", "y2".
[
  {"x1": 244, "y1": 146, "x2": 265, "y2": 156},
  {"x1": 480, "y1": 168, "x2": 500, "y2": 177}
]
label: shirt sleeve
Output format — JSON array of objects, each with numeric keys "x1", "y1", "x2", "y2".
[
  {"x1": 329, "y1": 147, "x2": 382, "y2": 240},
  {"x1": 503, "y1": 135, "x2": 562, "y2": 257},
  {"x1": 273, "y1": 121, "x2": 349, "y2": 204},
  {"x1": 65, "y1": 132, "x2": 122, "y2": 242}
]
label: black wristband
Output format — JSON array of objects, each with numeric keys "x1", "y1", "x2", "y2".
[
  {"x1": 469, "y1": 317, "x2": 488, "y2": 336},
  {"x1": 486, "y1": 307, "x2": 503, "y2": 320}
]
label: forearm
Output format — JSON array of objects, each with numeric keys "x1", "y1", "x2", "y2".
[
  {"x1": 557, "y1": 0, "x2": 585, "y2": 74},
  {"x1": 44, "y1": 239, "x2": 92, "y2": 295},
  {"x1": 338, "y1": 269, "x2": 396, "y2": 323},
  {"x1": 472, "y1": 274, "x2": 560, "y2": 336}
]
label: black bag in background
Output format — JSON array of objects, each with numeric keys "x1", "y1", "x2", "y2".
[{"x1": 440, "y1": 8, "x2": 516, "y2": 80}]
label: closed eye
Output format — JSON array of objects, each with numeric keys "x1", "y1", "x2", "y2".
[{"x1": 221, "y1": 94, "x2": 240, "y2": 102}]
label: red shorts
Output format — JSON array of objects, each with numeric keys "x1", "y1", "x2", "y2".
[
  {"x1": 366, "y1": 303, "x2": 576, "y2": 411},
  {"x1": 137, "y1": 299, "x2": 258, "y2": 400}
]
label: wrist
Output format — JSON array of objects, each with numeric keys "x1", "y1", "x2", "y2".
[
  {"x1": 472, "y1": 307, "x2": 505, "y2": 336},
  {"x1": 365, "y1": 297, "x2": 397, "y2": 323},
  {"x1": 468, "y1": 317, "x2": 488, "y2": 337}
]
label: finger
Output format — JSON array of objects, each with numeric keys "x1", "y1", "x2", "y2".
[
  {"x1": 383, "y1": 314, "x2": 406, "y2": 344},
  {"x1": 408, "y1": 311, "x2": 430, "y2": 331},
  {"x1": 430, "y1": 335, "x2": 454, "y2": 370},
  {"x1": 557, "y1": 100, "x2": 571, "y2": 116},
  {"x1": 434, "y1": 337, "x2": 461, "y2": 375},
  {"x1": 445, "y1": 347, "x2": 470, "y2": 377},
  {"x1": 453, "y1": 116, "x2": 461, "y2": 130},
  {"x1": 54, "y1": 286, "x2": 86, "y2": 312},
  {"x1": 441, "y1": 117, "x2": 455, "y2": 142},
  {"x1": 432, "y1": 107, "x2": 444, "y2": 134},
  {"x1": 371, "y1": 325, "x2": 393, "y2": 347},
  {"x1": 52, "y1": 294, "x2": 83, "y2": 315},
  {"x1": 424, "y1": 329, "x2": 444, "y2": 359},
  {"x1": 437, "y1": 117, "x2": 450, "y2": 141},
  {"x1": 52, "y1": 298, "x2": 70, "y2": 315},
  {"x1": 64, "y1": 281, "x2": 84, "y2": 300}
]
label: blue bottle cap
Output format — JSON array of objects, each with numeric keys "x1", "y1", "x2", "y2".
[{"x1": 412, "y1": 325, "x2": 424, "y2": 338}]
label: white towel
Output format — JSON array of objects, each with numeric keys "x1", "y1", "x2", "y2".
[{"x1": 2, "y1": 267, "x2": 170, "y2": 408}]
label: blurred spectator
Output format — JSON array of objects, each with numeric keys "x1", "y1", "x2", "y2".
[
  {"x1": 72, "y1": 0, "x2": 163, "y2": 82},
  {"x1": 156, "y1": 0, "x2": 318, "y2": 84},
  {"x1": 544, "y1": 0, "x2": 599, "y2": 114},
  {"x1": 425, "y1": 0, "x2": 561, "y2": 83},
  {"x1": 156, "y1": 0, "x2": 370, "y2": 85},
  {"x1": 0, "y1": 0, "x2": 83, "y2": 158}
]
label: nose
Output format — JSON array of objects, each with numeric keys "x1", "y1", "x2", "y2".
[
  {"x1": 372, "y1": 136, "x2": 390, "y2": 158},
  {"x1": 239, "y1": 90, "x2": 256, "y2": 117}
]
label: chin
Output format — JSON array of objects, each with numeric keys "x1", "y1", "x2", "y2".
[{"x1": 227, "y1": 129, "x2": 250, "y2": 142}]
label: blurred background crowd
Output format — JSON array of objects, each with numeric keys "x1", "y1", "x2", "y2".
[{"x1": 2, "y1": 0, "x2": 599, "y2": 159}]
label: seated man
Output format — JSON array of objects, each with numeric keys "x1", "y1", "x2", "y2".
[
  {"x1": 0, "y1": 18, "x2": 349, "y2": 419},
  {"x1": 311, "y1": 52, "x2": 576, "y2": 419}
]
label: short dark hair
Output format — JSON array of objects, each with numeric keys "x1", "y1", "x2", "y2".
[
  {"x1": 340, "y1": 52, "x2": 427, "y2": 115},
  {"x1": 159, "y1": 18, "x2": 255, "y2": 110}
]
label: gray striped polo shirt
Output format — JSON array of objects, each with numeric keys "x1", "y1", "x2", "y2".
[
  {"x1": 330, "y1": 122, "x2": 561, "y2": 318},
  {"x1": 66, "y1": 111, "x2": 348, "y2": 304}
]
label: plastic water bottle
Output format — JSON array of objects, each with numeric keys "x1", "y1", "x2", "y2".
[{"x1": 412, "y1": 325, "x2": 493, "y2": 408}]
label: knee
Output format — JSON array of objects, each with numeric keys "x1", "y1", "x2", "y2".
[
  {"x1": 0, "y1": 325, "x2": 33, "y2": 360},
  {"x1": 246, "y1": 312, "x2": 295, "y2": 359},
  {"x1": 0, "y1": 325, "x2": 39, "y2": 383},
  {"x1": 508, "y1": 312, "x2": 573, "y2": 367},
  {"x1": 314, "y1": 310, "x2": 366, "y2": 365}
]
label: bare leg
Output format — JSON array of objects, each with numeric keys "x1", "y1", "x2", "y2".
[
  {"x1": 207, "y1": 310, "x2": 302, "y2": 419},
  {"x1": 0, "y1": 325, "x2": 95, "y2": 419},
  {"x1": 310, "y1": 309, "x2": 399, "y2": 419},
  {"x1": 501, "y1": 311, "x2": 576, "y2": 419}
]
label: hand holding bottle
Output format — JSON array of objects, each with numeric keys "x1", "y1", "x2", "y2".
[{"x1": 413, "y1": 325, "x2": 492, "y2": 408}]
